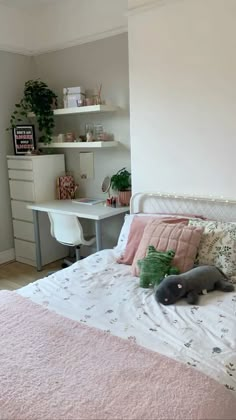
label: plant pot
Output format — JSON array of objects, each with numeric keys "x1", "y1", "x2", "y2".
[{"x1": 118, "y1": 190, "x2": 131, "y2": 207}]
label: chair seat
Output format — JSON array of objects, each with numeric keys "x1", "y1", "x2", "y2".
[
  {"x1": 83, "y1": 234, "x2": 96, "y2": 245},
  {"x1": 47, "y1": 212, "x2": 97, "y2": 264},
  {"x1": 60, "y1": 235, "x2": 96, "y2": 247}
]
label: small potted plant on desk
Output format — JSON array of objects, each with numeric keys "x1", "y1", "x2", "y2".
[{"x1": 110, "y1": 167, "x2": 131, "y2": 206}]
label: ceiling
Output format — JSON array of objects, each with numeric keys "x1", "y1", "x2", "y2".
[
  {"x1": 0, "y1": 0, "x2": 58, "y2": 9},
  {"x1": 0, "y1": 0, "x2": 127, "y2": 55}
]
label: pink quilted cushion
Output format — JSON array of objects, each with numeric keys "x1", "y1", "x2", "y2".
[
  {"x1": 117, "y1": 216, "x2": 189, "y2": 265},
  {"x1": 132, "y1": 220, "x2": 203, "y2": 276}
]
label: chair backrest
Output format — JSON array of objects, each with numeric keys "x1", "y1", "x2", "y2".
[{"x1": 48, "y1": 212, "x2": 85, "y2": 247}]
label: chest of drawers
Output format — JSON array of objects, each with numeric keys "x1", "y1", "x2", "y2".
[{"x1": 7, "y1": 155, "x2": 68, "y2": 267}]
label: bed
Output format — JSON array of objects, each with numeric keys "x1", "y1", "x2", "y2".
[{"x1": 1, "y1": 192, "x2": 236, "y2": 419}]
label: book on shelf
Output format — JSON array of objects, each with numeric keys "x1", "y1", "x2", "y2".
[{"x1": 72, "y1": 198, "x2": 105, "y2": 205}]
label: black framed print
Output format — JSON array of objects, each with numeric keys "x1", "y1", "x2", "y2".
[{"x1": 12, "y1": 125, "x2": 36, "y2": 155}]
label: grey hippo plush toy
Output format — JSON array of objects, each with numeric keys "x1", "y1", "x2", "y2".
[{"x1": 155, "y1": 265, "x2": 234, "y2": 305}]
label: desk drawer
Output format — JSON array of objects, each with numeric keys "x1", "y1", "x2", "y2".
[
  {"x1": 8, "y1": 169, "x2": 33, "y2": 181},
  {"x1": 7, "y1": 159, "x2": 32, "y2": 170},
  {"x1": 15, "y1": 239, "x2": 36, "y2": 261},
  {"x1": 11, "y1": 200, "x2": 33, "y2": 222},
  {"x1": 13, "y1": 220, "x2": 35, "y2": 242},
  {"x1": 9, "y1": 180, "x2": 35, "y2": 202}
]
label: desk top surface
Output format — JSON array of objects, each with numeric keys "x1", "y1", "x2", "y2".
[{"x1": 28, "y1": 200, "x2": 129, "y2": 220}]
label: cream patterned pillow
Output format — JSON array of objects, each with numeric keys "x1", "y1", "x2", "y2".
[{"x1": 188, "y1": 219, "x2": 236, "y2": 277}]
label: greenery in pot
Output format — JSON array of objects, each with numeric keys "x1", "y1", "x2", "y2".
[
  {"x1": 110, "y1": 167, "x2": 131, "y2": 191},
  {"x1": 8, "y1": 79, "x2": 57, "y2": 145}
]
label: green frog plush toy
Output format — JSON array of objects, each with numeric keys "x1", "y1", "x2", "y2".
[{"x1": 137, "y1": 245, "x2": 179, "y2": 288}]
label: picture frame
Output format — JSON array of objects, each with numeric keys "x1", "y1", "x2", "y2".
[{"x1": 12, "y1": 125, "x2": 36, "y2": 155}]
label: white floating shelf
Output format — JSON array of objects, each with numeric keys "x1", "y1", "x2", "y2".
[
  {"x1": 28, "y1": 104, "x2": 118, "y2": 118},
  {"x1": 38, "y1": 141, "x2": 119, "y2": 149}
]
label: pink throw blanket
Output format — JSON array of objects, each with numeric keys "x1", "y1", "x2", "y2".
[{"x1": 0, "y1": 291, "x2": 235, "y2": 420}]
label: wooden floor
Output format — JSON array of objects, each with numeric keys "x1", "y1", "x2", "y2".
[{"x1": 0, "y1": 259, "x2": 63, "y2": 291}]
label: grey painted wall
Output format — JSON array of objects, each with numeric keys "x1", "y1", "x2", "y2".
[
  {"x1": 33, "y1": 33, "x2": 130, "y2": 249},
  {"x1": 0, "y1": 33, "x2": 130, "y2": 255},
  {"x1": 33, "y1": 33, "x2": 130, "y2": 197},
  {"x1": 0, "y1": 51, "x2": 32, "y2": 253}
]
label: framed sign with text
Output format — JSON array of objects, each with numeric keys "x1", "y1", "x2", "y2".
[{"x1": 12, "y1": 125, "x2": 36, "y2": 155}]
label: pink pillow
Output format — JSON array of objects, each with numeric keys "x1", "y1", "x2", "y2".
[
  {"x1": 132, "y1": 220, "x2": 203, "y2": 276},
  {"x1": 117, "y1": 216, "x2": 189, "y2": 265}
]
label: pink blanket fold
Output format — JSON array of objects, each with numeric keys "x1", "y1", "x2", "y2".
[{"x1": 0, "y1": 291, "x2": 235, "y2": 420}]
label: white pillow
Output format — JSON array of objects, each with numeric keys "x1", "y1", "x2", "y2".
[{"x1": 116, "y1": 214, "x2": 135, "y2": 252}]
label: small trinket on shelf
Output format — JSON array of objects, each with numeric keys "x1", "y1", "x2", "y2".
[
  {"x1": 57, "y1": 133, "x2": 65, "y2": 142},
  {"x1": 95, "y1": 83, "x2": 102, "y2": 105},
  {"x1": 65, "y1": 132, "x2": 76, "y2": 142},
  {"x1": 86, "y1": 131, "x2": 94, "y2": 142},
  {"x1": 85, "y1": 97, "x2": 94, "y2": 106},
  {"x1": 63, "y1": 87, "x2": 85, "y2": 108},
  {"x1": 85, "y1": 123, "x2": 94, "y2": 142}
]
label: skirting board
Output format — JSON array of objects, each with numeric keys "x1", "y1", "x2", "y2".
[{"x1": 0, "y1": 248, "x2": 15, "y2": 265}]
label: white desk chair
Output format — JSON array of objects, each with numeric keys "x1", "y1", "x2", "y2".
[{"x1": 48, "y1": 212, "x2": 96, "y2": 266}]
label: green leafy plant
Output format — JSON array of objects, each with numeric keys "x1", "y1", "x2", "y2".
[
  {"x1": 8, "y1": 79, "x2": 57, "y2": 144},
  {"x1": 110, "y1": 167, "x2": 131, "y2": 191}
]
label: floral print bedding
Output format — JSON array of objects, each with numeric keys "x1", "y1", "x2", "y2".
[
  {"x1": 18, "y1": 249, "x2": 236, "y2": 392},
  {"x1": 189, "y1": 219, "x2": 236, "y2": 278}
]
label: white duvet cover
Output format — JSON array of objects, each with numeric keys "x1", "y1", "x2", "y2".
[{"x1": 18, "y1": 249, "x2": 236, "y2": 392}]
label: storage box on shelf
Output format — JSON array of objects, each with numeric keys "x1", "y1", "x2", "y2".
[
  {"x1": 63, "y1": 86, "x2": 85, "y2": 108},
  {"x1": 7, "y1": 155, "x2": 68, "y2": 268}
]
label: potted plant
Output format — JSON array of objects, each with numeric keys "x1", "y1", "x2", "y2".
[
  {"x1": 8, "y1": 79, "x2": 57, "y2": 145},
  {"x1": 110, "y1": 167, "x2": 131, "y2": 206}
]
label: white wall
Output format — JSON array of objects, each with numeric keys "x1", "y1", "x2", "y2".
[
  {"x1": 0, "y1": 51, "x2": 33, "y2": 256},
  {"x1": 129, "y1": 0, "x2": 236, "y2": 198}
]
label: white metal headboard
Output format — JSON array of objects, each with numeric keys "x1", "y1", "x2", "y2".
[{"x1": 130, "y1": 192, "x2": 236, "y2": 222}]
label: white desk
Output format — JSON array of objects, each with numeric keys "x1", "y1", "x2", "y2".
[{"x1": 28, "y1": 200, "x2": 129, "y2": 271}]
